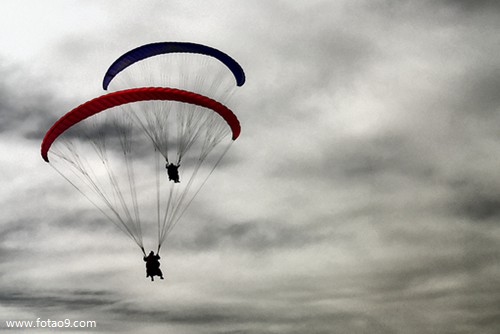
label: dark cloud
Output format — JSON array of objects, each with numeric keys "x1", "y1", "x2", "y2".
[
  {"x1": 455, "y1": 67, "x2": 500, "y2": 118},
  {"x1": 259, "y1": 4, "x2": 377, "y2": 90},
  {"x1": 445, "y1": 0, "x2": 500, "y2": 12},
  {"x1": 171, "y1": 219, "x2": 324, "y2": 252},
  {"x1": 332, "y1": 135, "x2": 436, "y2": 182},
  {"x1": 0, "y1": 221, "x2": 32, "y2": 243},
  {"x1": 456, "y1": 191, "x2": 500, "y2": 221},
  {"x1": 109, "y1": 300, "x2": 396, "y2": 334},
  {"x1": 446, "y1": 175, "x2": 500, "y2": 222},
  {"x1": 0, "y1": 288, "x2": 117, "y2": 311},
  {"x1": 270, "y1": 132, "x2": 439, "y2": 190},
  {"x1": 0, "y1": 62, "x2": 64, "y2": 141},
  {"x1": 111, "y1": 303, "x2": 243, "y2": 324}
]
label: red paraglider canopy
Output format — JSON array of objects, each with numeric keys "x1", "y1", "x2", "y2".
[{"x1": 41, "y1": 87, "x2": 241, "y2": 162}]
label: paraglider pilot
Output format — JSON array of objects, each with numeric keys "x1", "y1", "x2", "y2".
[
  {"x1": 166, "y1": 162, "x2": 180, "y2": 183},
  {"x1": 144, "y1": 251, "x2": 164, "y2": 281}
]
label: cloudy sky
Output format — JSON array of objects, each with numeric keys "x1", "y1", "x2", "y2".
[{"x1": 1, "y1": 0, "x2": 500, "y2": 333}]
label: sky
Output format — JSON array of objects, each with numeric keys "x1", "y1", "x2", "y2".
[{"x1": 1, "y1": 0, "x2": 499, "y2": 333}]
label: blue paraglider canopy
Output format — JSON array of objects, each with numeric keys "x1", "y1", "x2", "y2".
[{"x1": 103, "y1": 42, "x2": 246, "y2": 90}]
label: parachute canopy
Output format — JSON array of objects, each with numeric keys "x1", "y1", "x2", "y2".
[
  {"x1": 102, "y1": 42, "x2": 246, "y2": 90},
  {"x1": 41, "y1": 87, "x2": 240, "y2": 162},
  {"x1": 41, "y1": 87, "x2": 240, "y2": 253}
]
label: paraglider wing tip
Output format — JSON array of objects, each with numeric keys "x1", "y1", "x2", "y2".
[
  {"x1": 41, "y1": 143, "x2": 50, "y2": 162},
  {"x1": 236, "y1": 73, "x2": 246, "y2": 87},
  {"x1": 102, "y1": 77, "x2": 110, "y2": 90},
  {"x1": 232, "y1": 123, "x2": 241, "y2": 140}
]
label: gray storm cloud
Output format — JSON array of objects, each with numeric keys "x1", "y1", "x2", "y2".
[{"x1": 0, "y1": 1, "x2": 499, "y2": 333}]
